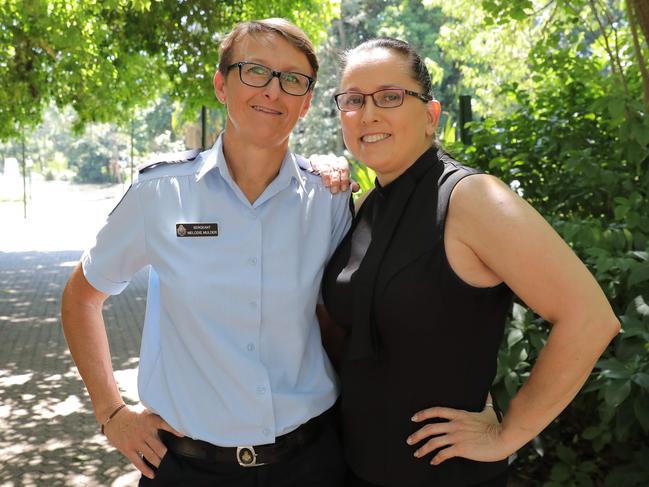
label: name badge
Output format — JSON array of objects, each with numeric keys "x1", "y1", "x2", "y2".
[{"x1": 176, "y1": 223, "x2": 219, "y2": 237}]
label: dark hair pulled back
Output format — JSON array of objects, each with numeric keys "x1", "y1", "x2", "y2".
[{"x1": 340, "y1": 38, "x2": 433, "y2": 98}]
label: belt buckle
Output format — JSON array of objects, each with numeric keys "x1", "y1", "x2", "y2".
[{"x1": 236, "y1": 446, "x2": 265, "y2": 467}]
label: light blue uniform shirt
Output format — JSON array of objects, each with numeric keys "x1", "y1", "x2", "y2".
[{"x1": 82, "y1": 136, "x2": 352, "y2": 446}]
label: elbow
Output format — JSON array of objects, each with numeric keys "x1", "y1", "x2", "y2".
[
  {"x1": 605, "y1": 315, "x2": 621, "y2": 341},
  {"x1": 594, "y1": 311, "x2": 621, "y2": 346},
  {"x1": 60, "y1": 264, "x2": 106, "y2": 329}
]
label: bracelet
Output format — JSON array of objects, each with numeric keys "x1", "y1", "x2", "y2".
[{"x1": 100, "y1": 403, "x2": 127, "y2": 435}]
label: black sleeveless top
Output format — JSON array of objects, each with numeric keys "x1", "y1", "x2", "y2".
[{"x1": 322, "y1": 147, "x2": 512, "y2": 487}]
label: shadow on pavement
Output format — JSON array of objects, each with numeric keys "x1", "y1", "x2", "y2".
[{"x1": 0, "y1": 250, "x2": 148, "y2": 486}]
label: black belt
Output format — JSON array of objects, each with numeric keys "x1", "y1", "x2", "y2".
[{"x1": 160, "y1": 412, "x2": 324, "y2": 467}]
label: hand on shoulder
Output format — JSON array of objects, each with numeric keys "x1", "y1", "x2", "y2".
[{"x1": 309, "y1": 154, "x2": 360, "y2": 194}]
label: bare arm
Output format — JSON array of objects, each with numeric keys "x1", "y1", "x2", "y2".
[
  {"x1": 61, "y1": 263, "x2": 121, "y2": 421},
  {"x1": 409, "y1": 175, "x2": 619, "y2": 463},
  {"x1": 61, "y1": 263, "x2": 182, "y2": 478}
]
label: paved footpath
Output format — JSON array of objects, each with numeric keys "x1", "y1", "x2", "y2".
[{"x1": 0, "y1": 180, "x2": 145, "y2": 486}]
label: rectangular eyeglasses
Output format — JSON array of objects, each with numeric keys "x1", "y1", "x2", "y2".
[
  {"x1": 227, "y1": 62, "x2": 315, "y2": 96},
  {"x1": 334, "y1": 88, "x2": 432, "y2": 112}
]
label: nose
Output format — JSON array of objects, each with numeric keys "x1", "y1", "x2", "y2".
[
  {"x1": 360, "y1": 96, "x2": 380, "y2": 125},
  {"x1": 263, "y1": 75, "x2": 282, "y2": 100}
]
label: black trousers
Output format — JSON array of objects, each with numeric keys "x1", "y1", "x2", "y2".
[
  {"x1": 138, "y1": 414, "x2": 345, "y2": 487},
  {"x1": 345, "y1": 467, "x2": 509, "y2": 487}
]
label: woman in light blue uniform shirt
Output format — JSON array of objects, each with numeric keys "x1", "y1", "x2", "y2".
[{"x1": 62, "y1": 18, "x2": 352, "y2": 487}]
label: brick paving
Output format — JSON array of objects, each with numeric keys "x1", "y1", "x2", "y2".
[{"x1": 0, "y1": 180, "x2": 145, "y2": 486}]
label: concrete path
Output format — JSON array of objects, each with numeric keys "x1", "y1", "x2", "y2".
[{"x1": 1, "y1": 180, "x2": 146, "y2": 486}]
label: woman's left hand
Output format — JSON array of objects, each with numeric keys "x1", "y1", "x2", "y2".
[
  {"x1": 407, "y1": 406, "x2": 511, "y2": 465},
  {"x1": 309, "y1": 154, "x2": 359, "y2": 193}
]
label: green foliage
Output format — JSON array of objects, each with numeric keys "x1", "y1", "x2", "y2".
[
  {"x1": 67, "y1": 124, "x2": 129, "y2": 183},
  {"x1": 0, "y1": 0, "x2": 166, "y2": 138},
  {"x1": 350, "y1": 157, "x2": 376, "y2": 201},
  {"x1": 1, "y1": 97, "x2": 186, "y2": 183},
  {"x1": 0, "y1": 0, "x2": 337, "y2": 140}
]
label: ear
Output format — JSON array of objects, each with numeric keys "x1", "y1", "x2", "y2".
[
  {"x1": 214, "y1": 70, "x2": 227, "y2": 104},
  {"x1": 299, "y1": 89, "x2": 314, "y2": 119},
  {"x1": 425, "y1": 99, "x2": 442, "y2": 137}
]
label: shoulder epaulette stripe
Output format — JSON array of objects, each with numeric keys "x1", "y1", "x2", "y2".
[{"x1": 137, "y1": 149, "x2": 201, "y2": 174}]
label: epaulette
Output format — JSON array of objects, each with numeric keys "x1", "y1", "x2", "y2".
[
  {"x1": 137, "y1": 149, "x2": 201, "y2": 174},
  {"x1": 295, "y1": 154, "x2": 320, "y2": 175}
]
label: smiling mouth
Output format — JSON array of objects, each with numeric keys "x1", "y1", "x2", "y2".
[
  {"x1": 252, "y1": 105, "x2": 282, "y2": 115},
  {"x1": 361, "y1": 133, "x2": 391, "y2": 143}
]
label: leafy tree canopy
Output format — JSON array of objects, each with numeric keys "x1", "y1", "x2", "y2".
[{"x1": 0, "y1": 0, "x2": 338, "y2": 140}]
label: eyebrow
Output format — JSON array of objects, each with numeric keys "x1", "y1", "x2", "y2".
[
  {"x1": 341, "y1": 85, "x2": 404, "y2": 92},
  {"x1": 244, "y1": 58, "x2": 311, "y2": 75}
]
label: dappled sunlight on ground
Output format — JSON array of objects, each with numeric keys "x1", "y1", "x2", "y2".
[{"x1": 0, "y1": 244, "x2": 149, "y2": 486}]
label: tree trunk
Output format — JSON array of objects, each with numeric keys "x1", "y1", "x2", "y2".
[
  {"x1": 633, "y1": 0, "x2": 649, "y2": 47},
  {"x1": 628, "y1": 0, "x2": 649, "y2": 105}
]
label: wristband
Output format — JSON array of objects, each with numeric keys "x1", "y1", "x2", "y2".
[{"x1": 100, "y1": 403, "x2": 126, "y2": 435}]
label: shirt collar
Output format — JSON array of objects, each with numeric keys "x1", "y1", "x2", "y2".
[
  {"x1": 194, "y1": 134, "x2": 225, "y2": 182},
  {"x1": 374, "y1": 146, "x2": 439, "y2": 199},
  {"x1": 195, "y1": 133, "x2": 306, "y2": 192}
]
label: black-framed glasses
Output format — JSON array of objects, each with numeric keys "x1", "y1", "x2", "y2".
[
  {"x1": 227, "y1": 61, "x2": 315, "y2": 96},
  {"x1": 333, "y1": 88, "x2": 432, "y2": 112}
]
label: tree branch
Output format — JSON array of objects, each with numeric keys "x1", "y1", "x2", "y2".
[
  {"x1": 627, "y1": 0, "x2": 649, "y2": 106},
  {"x1": 588, "y1": 0, "x2": 630, "y2": 97}
]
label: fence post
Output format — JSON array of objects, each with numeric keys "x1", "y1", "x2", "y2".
[
  {"x1": 22, "y1": 127, "x2": 27, "y2": 219},
  {"x1": 458, "y1": 95, "x2": 473, "y2": 145},
  {"x1": 201, "y1": 105, "x2": 207, "y2": 150}
]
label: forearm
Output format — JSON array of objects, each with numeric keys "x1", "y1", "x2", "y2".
[
  {"x1": 61, "y1": 273, "x2": 123, "y2": 423},
  {"x1": 500, "y1": 314, "x2": 619, "y2": 453}
]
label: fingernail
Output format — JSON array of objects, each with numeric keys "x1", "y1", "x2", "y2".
[
  {"x1": 413, "y1": 450, "x2": 420, "y2": 458},
  {"x1": 406, "y1": 437, "x2": 413, "y2": 445},
  {"x1": 411, "y1": 414, "x2": 417, "y2": 421}
]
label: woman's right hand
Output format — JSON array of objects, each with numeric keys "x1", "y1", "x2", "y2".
[{"x1": 103, "y1": 404, "x2": 183, "y2": 479}]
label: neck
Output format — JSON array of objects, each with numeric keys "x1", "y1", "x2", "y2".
[{"x1": 221, "y1": 126, "x2": 289, "y2": 204}]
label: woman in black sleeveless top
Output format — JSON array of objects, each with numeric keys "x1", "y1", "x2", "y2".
[{"x1": 320, "y1": 38, "x2": 619, "y2": 487}]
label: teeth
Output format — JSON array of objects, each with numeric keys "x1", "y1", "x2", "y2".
[
  {"x1": 362, "y1": 133, "x2": 390, "y2": 143},
  {"x1": 253, "y1": 106, "x2": 281, "y2": 114}
]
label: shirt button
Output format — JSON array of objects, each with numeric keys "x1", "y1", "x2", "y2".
[
  {"x1": 263, "y1": 428, "x2": 271, "y2": 436},
  {"x1": 249, "y1": 257, "x2": 257, "y2": 265},
  {"x1": 249, "y1": 301, "x2": 257, "y2": 309},
  {"x1": 247, "y1": 343, "x2": 255, "y2": 352},
  {"x1": 250, "y1": 212, "x2": 258, "y2": 220},
  {"x1": 256, "y1": 386, "x2": 266, "y2": 395}
]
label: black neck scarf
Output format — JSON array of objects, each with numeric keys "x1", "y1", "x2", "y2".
[{"x1": 347, "y1": 147, "x2": 442, "y2": 361}]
